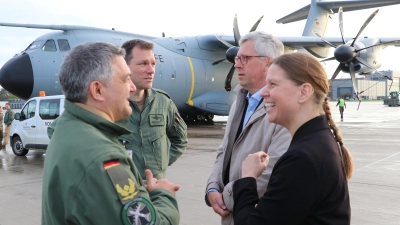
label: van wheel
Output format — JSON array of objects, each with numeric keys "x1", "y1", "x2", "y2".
[{"x1": 11, "y1": 137, "x2": 29, "y2": 156}]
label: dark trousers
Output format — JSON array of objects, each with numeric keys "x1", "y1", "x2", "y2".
[{"x1": 339, "y1": 106, "x2": 344, "y2": 118}]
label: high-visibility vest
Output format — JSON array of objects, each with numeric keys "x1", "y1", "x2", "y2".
[{"x1": 339, "y1": 99, "x2": 345, "y2": 107}]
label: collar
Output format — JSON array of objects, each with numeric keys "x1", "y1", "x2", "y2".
[
  {"x1": 75, "y1": 102, "x2": 112, "y2": 122},
  {"x1": 292, "y1": 115, "x2": 330, "y2": 142},
  {"x1": 64, "y1": 100, "x2": 131, "y2": 136},
  {"x1": 246, "y1": 86, "x2": 265, "y2": 103}
]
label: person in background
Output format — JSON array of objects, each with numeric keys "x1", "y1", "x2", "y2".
[
  {"x1": 42, "y1": 42, "x2": 180, "y2": 225},
  {"x1": 233, "y1": 52, "x2": 353, "y2": 225},
  {"x1": 205, "y1": 31, "x2": 291, "y2": 225},
  {"x1": 2, "y1": 103, "x2": 14, "y2": 150},
  {"x1": 336, "y1": 96, "x2": 346, "y2": 121},
  {"x1": 0, "y1": 107, "x2": 3, "y2": 148},
  {"x1": 118, "y1": 39, "x2": 188, "y2": 180}
]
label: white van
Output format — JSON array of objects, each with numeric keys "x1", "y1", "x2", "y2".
[{"x1": 10, "y1": 95, "x2": 65, "y2": 156}]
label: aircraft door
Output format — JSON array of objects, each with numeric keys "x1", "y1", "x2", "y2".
[
  {"x1": 152, "y1": 48, "x2": 187, "y2": 111},
  {"x1": 18, "y1": 100, "x2": 37, "y2": 146}
]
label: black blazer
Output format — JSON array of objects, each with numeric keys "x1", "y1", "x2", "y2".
[{"x1": 233, "y1": 116, "x2": 350, "y2": 225}]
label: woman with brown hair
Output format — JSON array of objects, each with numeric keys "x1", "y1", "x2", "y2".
[{"x1": 233, "y1": 52, "x2": 353, "y2": 225}]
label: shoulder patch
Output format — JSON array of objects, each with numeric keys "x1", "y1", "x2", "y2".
[
  {"x1": 122, "y1": 198, "x2": 156, "y2": 225},
  {"x1": 153, "y1": 88, "x2": 170, "y2": 99},
  {"x1": 104, "y1": 159, "x2": 140, "y2": 205}
]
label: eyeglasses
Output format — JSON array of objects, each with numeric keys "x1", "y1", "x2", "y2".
[{"x1": 234, "y1": 55, "x2": 267, "y2": 65}]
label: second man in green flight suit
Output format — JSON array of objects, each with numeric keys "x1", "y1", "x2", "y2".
[{"x1": 119, "y1": 39, "x2": 188, "y2": 180}]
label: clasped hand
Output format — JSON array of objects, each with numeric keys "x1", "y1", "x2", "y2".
[{"x1": 242, "y1": 151, "x2": 269, "y2": 179}]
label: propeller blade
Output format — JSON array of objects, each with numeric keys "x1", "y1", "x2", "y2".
[
  {"x1": 212, "y1": 58, "x2": 226, "y2": 66},
  {"x1": 354, "y1": 57, "x2": 375, "y2": 71},
  {"x1": 355, "y1": 40, "x2": 400, "y2": 52},
  {"x1": 320, "y1": 57, "x2": 336, "y2": 62},
  {"x1": 355, "y1": 57, "x2": 393, "y2": 81},
  {"x1": 233, "y1": 14, "x2": 241, "y2": 46},
  {"x1": 249, "y1": 15, "x2": 264, "y2": 32},
  {"x1": 349, "y1": 61, "x2": 359, "y2": 99},
  {"x1": 339, "y1": 7, "x2": 345, "y2": 44},
  {"x1": 329, "y1": 63, "x2": 343, "y2": 84},
  {"x1": 215, "y1": 34, "x2": 234, "y2": 48},
  {"x1": 225, "y1": 65, "x2": 236, "y2": 91},
  {"x1": 312, "y1": 31, "x2": 337, "y2": 48},
  {"x1": 351, "y1": 9, "x2": 379, "y2": 46}
]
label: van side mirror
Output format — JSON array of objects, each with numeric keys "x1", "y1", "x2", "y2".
[{"x1": 14, "y1": 113, "x2": 20, "y2": 120}]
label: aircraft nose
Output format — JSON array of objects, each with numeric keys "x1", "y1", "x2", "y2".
[{"x1": 0, "y1": 53, "x2": 34, "y2": 100}]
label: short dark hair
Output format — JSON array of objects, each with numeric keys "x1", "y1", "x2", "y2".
[{"x1": 121, "y1": 39, "x2": 154, "y2": 65}]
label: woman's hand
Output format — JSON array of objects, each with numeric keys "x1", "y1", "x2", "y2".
[{"x1": 241, "y1": 151, "x2": 269, "y2": 179}]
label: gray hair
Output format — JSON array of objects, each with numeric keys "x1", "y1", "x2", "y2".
[
  {"x1": 59, "y1": 42, "x2": 126, "y2": 103},
  {"x1": 239, "y1": 31, "x2": 284, "y2": 59}
]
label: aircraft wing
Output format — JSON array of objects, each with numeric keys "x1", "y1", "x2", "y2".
[
  {"x1": 0, "y1": 22, "x2": 157, "y2": 40},
  {"x1": 277, "y1": 36, "x2": 400, "y2": 51},
  {"x1": 277, "y1": 0, "x2": 400, "y2": 24}
]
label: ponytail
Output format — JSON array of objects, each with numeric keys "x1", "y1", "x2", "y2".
[{"x1": 323, "y1": 98, "x2": 354, "y2": 180}]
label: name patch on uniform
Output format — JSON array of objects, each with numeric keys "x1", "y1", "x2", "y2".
[
  {"x1": 149, "y1": 114, "x2": 164, "y2": 126},
  {"x1": 122, "y1": 198, "x2": 156, "y2": 225}
]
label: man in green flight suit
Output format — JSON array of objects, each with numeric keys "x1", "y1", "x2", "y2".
[
  {"x1": 42, "y1": 42, "x2": 180, "y2": 225},
  {"x1": 0, "y1": 107, "x2": 4, "y2": 147},
  {"x1": 336, "y1": 96, "x2": 346, "y2": 121},
  {"x1": 118, "y1": 39, "x2": 188, "y2": 180},
  {"x1": 2, "y1": 103, "x2": 14, "y2": 150}
]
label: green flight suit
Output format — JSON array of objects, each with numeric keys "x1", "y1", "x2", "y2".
[
  {"x1": 3, "y1": 108, "x2": 14, "y2": 146},
  {"x1": 119, "y1": 88, "x2": 188, "y2": 180},
  {"x1": 42, "y1": 100, "x2": 180, "y2": 225},
  {"x1": 0, "y1": 111, "x2": 3, "y2": 143},
  {"x1": 4, "y1": 108, "x2": 14, "y2": 126}
]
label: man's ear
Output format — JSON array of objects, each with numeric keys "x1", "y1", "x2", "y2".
[
  {"x1": 89, "y1": 81, "x2": 106, "y2": 102},
  {"x1": 299, "y1": 83, "x2": 314, "y2": 103},
  {"x1": 264, "y1": 57, "x2": 272, "y2": 72}
]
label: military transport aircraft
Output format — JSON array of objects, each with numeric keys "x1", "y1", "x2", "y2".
[{"x1": 1, "y1": 0, "x2": 400, "y2": 120}]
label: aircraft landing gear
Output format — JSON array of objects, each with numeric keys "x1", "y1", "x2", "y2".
[{"x1": 181, "y1": 113, "x2": 214, "y2": 124}]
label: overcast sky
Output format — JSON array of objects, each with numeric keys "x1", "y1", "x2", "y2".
[{"x1": 1, "y1": 0, "x2": 400, "y2": 79}]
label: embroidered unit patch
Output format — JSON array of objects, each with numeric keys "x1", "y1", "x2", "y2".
[{"x1": 122, "y1": 198, "x2": 156, "y2": 225}]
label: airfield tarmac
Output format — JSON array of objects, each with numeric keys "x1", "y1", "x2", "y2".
[{"x1": 0, "y1": 101, "x2": 399, "y2": 225}]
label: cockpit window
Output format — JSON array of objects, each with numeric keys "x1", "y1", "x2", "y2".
[
  {"x1": 42, "y1": 40, "x2": 57, "y2": 52},
  {"x1": 57, "y1": 39, "x2": 71, "y2": 51},
  {"x1": 25, "y1": 41, "x2": 42, "y2": 51}
]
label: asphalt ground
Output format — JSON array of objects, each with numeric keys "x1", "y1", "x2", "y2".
[{"x1": 0, "y1": 101, "x2": 399, "y2": 225}]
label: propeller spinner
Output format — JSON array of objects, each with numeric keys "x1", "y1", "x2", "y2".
[
  {"x1": 313, "y1": 7, "x2": 397, "y2": 102},
  {"x1": 214, "y1": 15, "x2": 264, "y2": 91}
]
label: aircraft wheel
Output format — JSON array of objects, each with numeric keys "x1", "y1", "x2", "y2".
[
  {"x1": 11, "y1": 136, "x2": 29, "y2": 156},
  {"x1": 196, "y1": 114, "x2": 205, "y2": 121},
  {"x1": 207, "y1": 114, "x2": 214, "y2": 120}
]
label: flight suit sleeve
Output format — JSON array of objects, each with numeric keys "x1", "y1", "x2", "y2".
[
  {"x1": 70, "y1": 152, "x2": 179, "y2": 225},
  {"x1": 165, "y1": 99, "x2": 188, "y2": 166}
]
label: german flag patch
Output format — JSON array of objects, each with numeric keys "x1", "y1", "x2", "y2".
[{"x1": 104, "y1": 159, "x2": 139, "y2": 205}]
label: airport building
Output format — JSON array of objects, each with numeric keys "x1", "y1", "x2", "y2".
[
  {"x1": 330, "y1": 70, "x2": 400, "y2": 100},
  {"x1": 8, "y1": 99, "x2": 26, "y2": 110}
]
